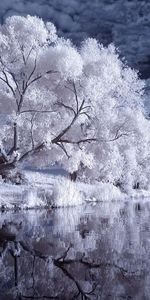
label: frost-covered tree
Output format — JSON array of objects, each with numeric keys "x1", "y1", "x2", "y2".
[
  {"x1": 0, "y1": 15, "x2": 149, "y2": 190},
  {"x1": 0, "y1": 15, "x2": 93, "y2": 180},
  {"x1": 0, "y1": 15, "x2": 57, "y2": 176},
  {"x1": 75, "y1": 39, "x2": 150, "y2": 191}
]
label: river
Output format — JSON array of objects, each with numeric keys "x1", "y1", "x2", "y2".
[{"x1": 0, "y1": 200, "x2": 150, "y2": 299}]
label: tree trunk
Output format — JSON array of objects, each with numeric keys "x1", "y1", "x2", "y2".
[
  {"x1": 0, "y1": 162, "x2": 26, "y2": 185},
  {"x1": 13, "y1": 122, "x2": 18, "y2": 152},
  {"x1": 0, "y1": 162, "x2": 15, "y2": 179},
  {"x1": 7, "y1": 122, "x2": 18, "y2": 157},
  {"x1": 69, "y1": 171, "x2": 77, "y2": 182}
]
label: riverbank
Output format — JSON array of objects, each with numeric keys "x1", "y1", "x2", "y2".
[{"x1": 0, "y1": 169, "x2": 150, "y2": 211}]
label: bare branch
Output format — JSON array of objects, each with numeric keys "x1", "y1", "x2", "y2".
[
  {"x1": 80, "y1": 112, "x2": 91, "y2": 119},
  {"x1": 81, "y1": 105, "x2": 91, "y2": 111},
  {"x1": 57, "y1": 244, "x2": 72, "y2": 261},
  {"x1": 26, "y1": 57, "x2": 37, "y2": 87},
  {"x1": 0, "y1": 71, "x2": 19, "y2": 109},
  {"x1": 19, "y1": 44, "x2": 34, "y2": 66},
  {"x1": 30, "y1": 115, "x2": 35, "y2": 149},
  {"x1": 26, "y1": 47, "x2": 34, "y2": 63},
  {"x1": 51, "y1": 114, "x2": 77, "y2": 144},
  {"x1": 55, "y1": 101, "x2": 76, "y2": 116},
  {"x1": 78, "y1": 98, "x2": 85, "y2": 112},
  {"x1": 20, "y1": 109, "x2": 55, "y2": 114},
  {"x1": 27, "y1": 70, "x2": 58, "y2": 88},
  {"x1": 54, "y1": 245, "x2": 139, "y2": 300},
  {"x1": 19, "y1": 142, "x2": 45, "y2": 162},
  {"x1": 0, "y1": 72, "x2": 16, "y2": 98},
  {"x1": 59, "y1": 138, "x2": 97, "y2": 145},
  {"x1": 21, "y1": 295, "x2": 58, "y2": 299},
  {"x1": 7, "y1": 70, "x2": 21, "y2": 96},
  {"x1": 51, "y1": 85, "x2": 93, "y2": 146},
  {"x1": 54, "y1": 259, "x2": 91, "y2": 300},
  {"x1": 55, "y1": 142, "x2": 70, "y2": 158},
  {"x1": 108, "y1": 132, "x2": 130, "y2": 142},
  {"x1": 72, "y1": 81, "x2": 79, "y2": 113},
  {"x1": 64, "y1": 85, "x2": 74, "y2": 93},
  {"x1": 0, "y1": 146, "x2": 9, "y2": 163}
]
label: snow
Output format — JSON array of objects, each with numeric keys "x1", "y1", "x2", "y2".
[
  {"x1": 52, "y1": 177, "x2": 83, "y2": 207},
  {"x1": 78, "y1": 181, "x2": 124, "y2": 202},
  {"x1": 1, "y1": 169, "x2": 150, "y2": 210}
]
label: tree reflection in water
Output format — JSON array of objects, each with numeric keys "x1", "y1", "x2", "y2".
[{"x1": 0, "y1": 201, "x2": 149, "y2": 299}]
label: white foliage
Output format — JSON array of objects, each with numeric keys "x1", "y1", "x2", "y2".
[
  {"x1": 80, "y1": 182, "x2": 123, "y2": 202},
  {"x1": 52, "y1": 177, "x2": 83, "y2": 207},
  {"x1": 48, "y1": 40, "x2": 83, "y2": 79},
  {"x1": 63, "y1": 148, "x2": 95, "y2": 173},
  {"x1": 5, "y1": 15, "x2": 57, "y2": 47},
  {"x1": 0, "y1": 14, "x2": 149, "y2": 196},
  {"x1": 23, "y1": 190, "x2": 46, "y2": 209}
]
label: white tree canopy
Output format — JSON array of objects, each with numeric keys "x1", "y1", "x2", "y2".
[{"x1": 0, "y1": 15, "x2": 149, "y2": 191}]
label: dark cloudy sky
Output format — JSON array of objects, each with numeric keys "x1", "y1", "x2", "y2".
[{"x1": 0, "y1": 0, "x2": 150, "y2": 78}]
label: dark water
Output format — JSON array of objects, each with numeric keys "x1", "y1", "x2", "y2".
[{"x1": 0, "y1": 200, "x2": 150, "y2": 300}]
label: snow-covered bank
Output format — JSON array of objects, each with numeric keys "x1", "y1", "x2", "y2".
[{"x1": 1, "y1": 170, "x2": 150, "y2": 210}]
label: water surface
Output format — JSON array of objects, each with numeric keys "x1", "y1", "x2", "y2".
[{"x1": 0, "y1": 200, "x2": 150, "y2": 299}]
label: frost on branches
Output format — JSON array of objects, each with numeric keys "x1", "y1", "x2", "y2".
[{"x1": 0, "y1": 15, "x2": 149, "y2": 192}]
